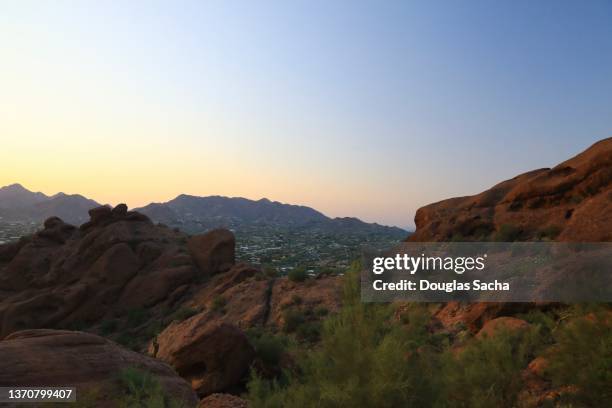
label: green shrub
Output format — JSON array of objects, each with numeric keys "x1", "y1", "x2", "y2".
[
  {"x1": 537, "y1": 225, "x2": 562, "y2": 240},
  {"x1": 494, "y1": 224, "x2": 521, "y2": 242},
  {"x1": 248, "y1": 263, "x2": 440, "y2": 408},
  {"x1": 116, "y1": 367, "x2": 184, "y2": 408},
  {"x1": 126, "y1": 308, "x2": 149, "y2": 328},
  {"x1": 252, "y1": 333, "x2": 287, "y2": 368},
  {"x1": 546, "y1": 310, "x2": 612, "y2": 406},
  {"x1": 263, "y1": 265, "x2": 279, "y2": 278},
  {"x1": 314, "y1": 306, "x2": 329, "y2": 317},
  {"x1": 211, "y1": 296, "x2": 227, "y2": 313},
  {"x1": 296, "y1": 321, "x2": 321, "y2": 343},
  {"x1": 440, "y1": 326, "x2": 539, "y2": 408},
  {"x1": 282, "y1": 309, "x2": 305, "y2": 333},
  {"x1": 288, "y1": 268, "x2": 308, "y2": 282},
  {"x1": 99, "y1": 319, "x2": 118, "y2": 335},
  {"x1": 172, "y1": 307, "x2": 199, "y2": 322}
]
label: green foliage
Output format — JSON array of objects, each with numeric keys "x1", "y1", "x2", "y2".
[
  {"x1": 248, "y1": 263, "x2": 439, "y2": 408},
  {"x1": 171, "y1": 307, "x2": 199, "y2": 322},
  {"x1": 116, "y1": 367, "x2": 184, "y2": 408},
  {"x1": 211, "y1": 295, "x2": 227, "y2": 313},
  {"x1": 263, "y1": 265, "x2": 279, "y2": 278},
  {"x1": 282, "y1": 309, "x2": 306, "y2": 333},
  {"x1": 314, "y1": 306, "x2": 329, "y2": 317},
  {"x1": 115, "y1": 333, "x2": 138, "y2": 351},
  {"x1": 546, "y1": 310, "x2": 612, "y2": 406},
  {"x1": 99, "y1": 319, "x2": 118, "y2": 335},
  {"x1": 494, "y1": 224, "x2": 521, "y2": 242},
  {"x1": 288, "y1": 267, "x2": 308, "y2": 282},
  {"x1": 439, "y1": 327, "x2": 540, "y2": 408},
  {"x1": 251, "y1": 332, "x2": 288, "y2": 369},
  {"x1": 295, "y1": 321, "x2": 321, "y2": 343},
  {"x1": 126, "y1": 308, "x2": 149, "y2": 328},
  {"x1": 537, "y1": 225, "x2": 562, "y2": 240}
]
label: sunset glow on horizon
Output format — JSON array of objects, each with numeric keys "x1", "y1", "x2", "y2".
[{"x1": 2, "y1": 1, "x2": 611, "y2": 228}]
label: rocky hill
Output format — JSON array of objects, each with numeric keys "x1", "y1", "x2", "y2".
[{"x1": 409, "y1": 137, "x2": 612, "y2": 242}]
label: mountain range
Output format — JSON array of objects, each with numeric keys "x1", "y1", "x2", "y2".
[
  {"x1": 134, "y1": 195, "x2": 407, "y2": 236},
  {"x1": 0, "y1": 184, "x2": 407, "y2": 237},
  {"x1": 0, "y1": 183, "x2": 100, "y2": 225}
]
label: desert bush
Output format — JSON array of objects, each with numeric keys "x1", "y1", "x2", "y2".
[
  {"x1": 126, "y1": 308, "x2": 149, "y2": 328},
  {"x1": 99, "y1": 319, "x2": 118, "y2": 335},
  {"x1": 252, "y1": 332, "x2": 288, "y2": 368},
  {"x1": 263, "y1": 265, "x2": 279, "y2": 278},
  {"x1": 314, "y1": 306, "x2": 329, "y2": 317},
  {"x1": 546, "y1": 309, "x2": 612, "y2": 406},
  {"x1": 248, "y1": 263, "x2": 440, "y2": 408},
  {"x1": 295, "y1": 321, "x2": 321, "y2": 343},
  {"x1": 537, "y1": 225, "x2": 562, "y2": 240},
  {"x1": 172, "y1": 307, "x2": 199, "y2": 322},
  {"x1": 211, "y1": 296, "x2": 227, "y2": 313},
  {"x1": 116, "y1": 367, "x2": 184, "y2": 408},
  {"x1": 282, "y1": 309, "x2": 306, "y2": 333},
  {"x1": 494, "y1": 224, "x2": 521, "y2": 242},
  {"x1": 439, "y1": 326, "x2": 540, "y2": 408},
  {"x1": 288, "y1": 268, "x2": 308, "y2": 282}
]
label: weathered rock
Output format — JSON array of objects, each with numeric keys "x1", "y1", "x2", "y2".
[
  {"x1": 268, "y1": 276, "x2": 342, "y2": 328},
  {"x1": 88, "y1": 205, "x2": 113, "y2": 224},
  {"x1": 153, "y1": 317, "x2": 255, "y2": 397},
  {"x1": 476, "y1": 316, "x2": 530, "y2": 338},
  {"x1": 199, "y1": 393, "x2": 249, "y2": 408},
  {"x1": 0, "y1": 329, "x2": 198, "y2": 407},
  {"x1": 188, "y1": 229, "x2": 235, "y2": 276},
  {"x1": 112, "y1": 203, "x2": 129, "y2": 216},
  {"x1": 409, "y1": 138, "x2": 612, "y2": 243},
  {"x1": 0, "y1": 209, "x2": 202, "y2": 342},
  {"x1": 433, "y1": 302, "x2": 532, "y2": 333}
]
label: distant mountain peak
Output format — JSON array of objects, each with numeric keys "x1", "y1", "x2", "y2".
[
  {"x1": 0, "y1": 183, "x2": 99, "y2": 225},
  {"x1": 2, "y1": 183, "x2": 27, "y2": 191}
]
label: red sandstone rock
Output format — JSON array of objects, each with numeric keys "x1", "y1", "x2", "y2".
[
  {"x1": 188, "y1": 229, "x2": 235, "y2": 276},
  {"x1": 153, "y1": 317, "x2": 255, "y2": 397},
  {"x1": 0, "y1": 329, "x2": 198, "y2": 407}
]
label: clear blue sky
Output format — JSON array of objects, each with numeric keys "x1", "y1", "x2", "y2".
[{"x1": 1, "y1": 0, "x2": 611, "y2": 228}]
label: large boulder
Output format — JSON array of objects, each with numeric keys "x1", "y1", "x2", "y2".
[
  {"x1": 187, "y1": 229, "x2": 235, "y2": 276},
  {"x1": 0, "y1": 329, "x2": 198, "y2": 407},
  {"x1": 152, "y1": 316, "x2": 255, "y2": 397}
]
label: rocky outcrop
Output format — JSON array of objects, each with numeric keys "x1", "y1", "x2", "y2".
[
  {"x1": 152, "y1": 317, "x2": 255, "y2": 397},
  {"x1": 476, "y1": 316, "x2": 530, "y2": 339},
  {"x1": 188, "y1": 229, "x2": 235, "y2": 276},
  {"x1": 0, "y1": 205, "x2": 236, "y2": 344},
  {"x1": 409, "y1": 138, "x2": 612, "y2": 242},
  {"x1": 0, "y1": 329, "x2": 198, "y2": 407}
]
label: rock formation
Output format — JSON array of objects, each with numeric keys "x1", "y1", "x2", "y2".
[
  {"x1": 409, "y1": 138, "x2": 612, "y2": 242},
  {"x1": 0, "y1": 204, "x2": 342, "y2": 399},
  {"x1": 0, "y1": 329, "x2": 198, "y2": 407}
]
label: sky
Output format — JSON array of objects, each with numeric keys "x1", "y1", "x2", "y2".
[{"x1": 1, "y1": 1, "x2": 611, "y2": 229}]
